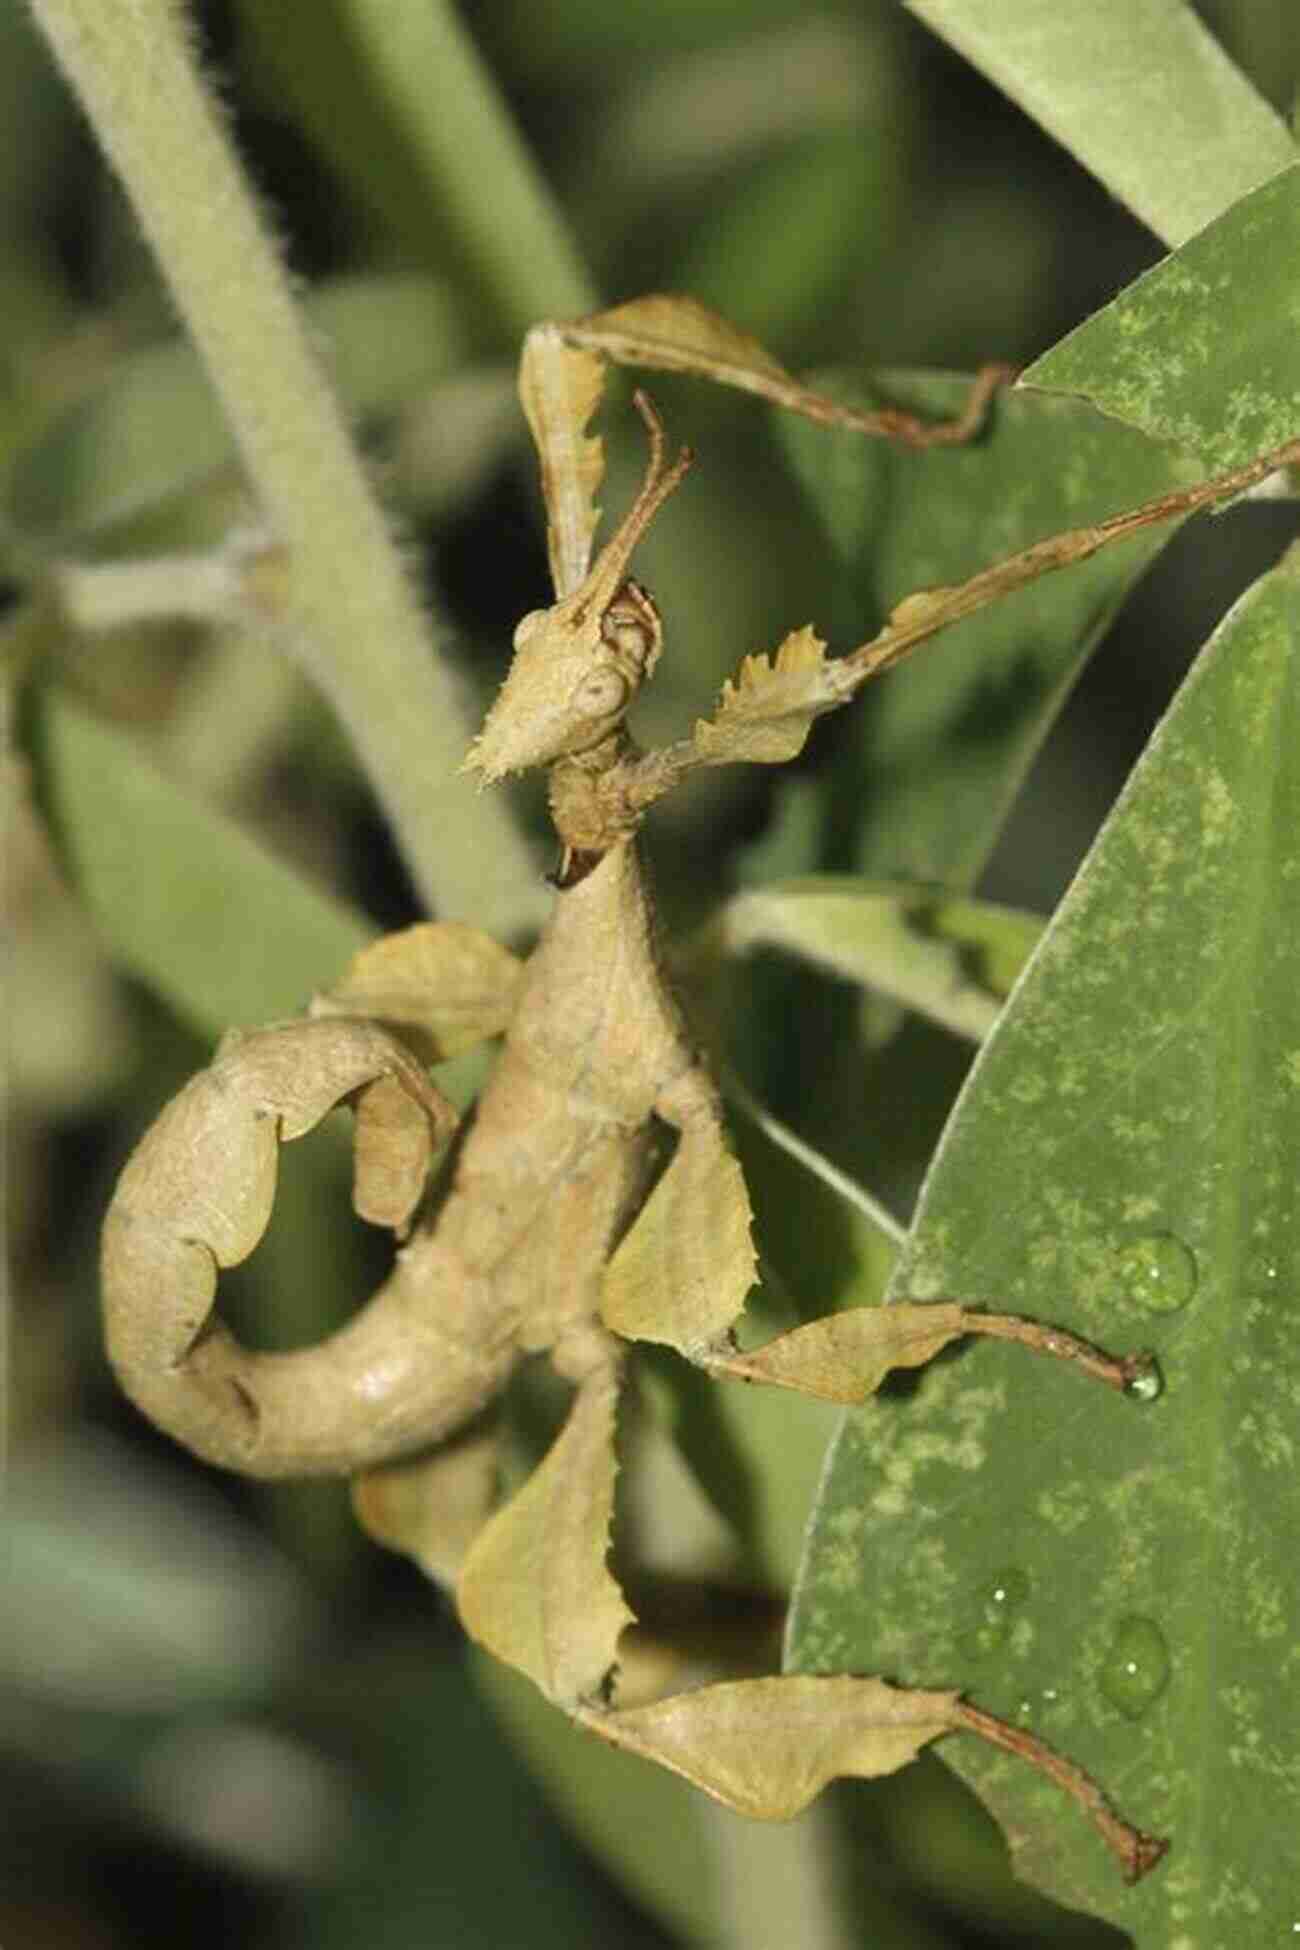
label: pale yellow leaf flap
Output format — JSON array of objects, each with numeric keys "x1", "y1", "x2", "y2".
[
  {"x1": 456, "y1": 1360, "x2": 634, "y2": 1707},
  {"x1": 311, "y1": 921, "x2": 523, "y2": 1062},
  {"x1": 519, "y1": 323, "x2": 607, "y2": 596},
  {"x1": 352, "y1": 1424, "x2": 499, "y2": 1586},
  {"x1": 102, "y1": 1018, "x2": 452, "y2": 1382},
  {"x1": 708, "y1": 1302, "x2": 966, "y2": 1403},
  {"x1": 351, "y1": 1071, "x2": 451, "y2": 1231},
  {"x1": 691, "y1": 627, "x2": 837, "y2": 767},
  {"x1": 574, "y1": 294, "x2": 791, "y2": 390},
  {"x1": 601, "y1": 1112, "x2": 756, "y2": 1353},
  {"x1": 582, "y1": 1675, "x2": 959, "y2": 1820},
  {"x1": 566, "y1": 295, "x2": 983, "y2": 442}
]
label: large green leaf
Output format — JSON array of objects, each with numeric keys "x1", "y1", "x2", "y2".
[
  {"x1": 905, "y1": 0, "x2": 1296, "y2": 248},
  {"x1": 777, "y1": 376, "x2": 1197, "y2": 888},
  {"x1": 1025, "y1": 162, "x2": 1300, "y2": 473},
  {"x1": 29, "y1": 689, "x2": 373, "y2": 1036},
  {"x1": 789, "y1": 548, "x2": 1300, "y2": 1935}
]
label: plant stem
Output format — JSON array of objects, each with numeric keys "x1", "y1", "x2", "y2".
[
  {"x1": 29, "y1": 0, "x2": 547, "y2": 935},
  {"x1": 339, "y1": 0, "x2": 597, "y2": 337}
]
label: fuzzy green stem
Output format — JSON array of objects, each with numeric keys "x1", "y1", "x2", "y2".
[
  {"x1": 29, "y1": 0, "x2": 546, "y2": 934},
  {"x1": 339, "y1": 0, "x2": 597, "y2": 336}
]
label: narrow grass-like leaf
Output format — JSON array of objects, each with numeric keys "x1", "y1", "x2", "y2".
[
  {"x1": 29, "y1": 689, "x2": 373, "y2": 1036},
  {"x1": 717, "y1": 877, "x2": 1042, "y2": 1042},
  {"x1": 905, "y1": 0, "x2": 1296, "y2": 248},
  {"x1": 777, "y1": 377, "x2": 1196, "y2": 887},
  {"x1": 1024, "y1": 162, "x2": 1300, "y2": 473},
  {"x1": 790, "y1": 550, "x2": 1300, "y2": 1931},
  {"x1": 9, "y1": 273, "x2": 464, "y2": 541}
]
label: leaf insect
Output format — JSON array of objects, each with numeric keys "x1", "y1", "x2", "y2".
[{"x1": 102, "y1": 295, "x2": 1300, "y2": 1883}]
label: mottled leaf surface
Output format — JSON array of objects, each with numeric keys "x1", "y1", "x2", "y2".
[
  {"x1": 1025, "y1": 163, "x2": 1300, "y2": 472},
  {"x1": 905, "y1": 0, "x2": 1295, "y2": 248},
  {"x1": 790, "y1": 552, "x2": 1300, "y2": 1937}
]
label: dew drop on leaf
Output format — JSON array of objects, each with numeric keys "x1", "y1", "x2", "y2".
[
  {"x1": 1015, "y1": 1685, "x2": 1062, "y2": 1724},
  {"x1": 957, "y1": 1566, "x2": 1029, "y2": 1660},
  {"x1": 1099, "y1": 1615, "x2": 1171, "y2": 1719},
  {"x1": 1113, "y1": 1231, "x2": 1197, "y2": 1313},
  {"x1": 1124, "y1": 1357, "x2": 1164, "y2": 1403}
]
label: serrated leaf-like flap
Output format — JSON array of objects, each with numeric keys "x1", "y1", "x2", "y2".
[
  {"x1": 352, "y1": 1425, "x2": 499, "y2": 1586},
  {"x1": 583, "y1": 1675, "x2": 958, "y2": 1820},
  {"x1": 601, "y1": 1111, "x2": 756, "y2": 1353},
  {"x1": 311, "y1": 920, "x2": 522, "y2": 1061},
  {"x1": 100, "y1": 1018, "x2": 462, "y2": 1475},
  {"x1": 691, "y1": 626, "x2": 835, "y2": 767},
  {"x1": 456, "y1": 1362, "x2": 634, "y2": 1707},
  {"x1": 519, "y1": 324, "x2": 607, "y2": 596},
  {"x1": 714, "y1": 1303, "x2": 965, "y2": 1403}
]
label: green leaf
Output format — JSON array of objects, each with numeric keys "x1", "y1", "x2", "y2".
[
  {"x1": 905, "y1": 0, "x2": 1296, "y2": 248},
  {"x1": 9, "y1": 273, "x2": 465, "y2": 540},
  {"x1": 717, "y1": 877, "x2": 1043, "y2": 1042},
  {"x1": 674, "y1": 126, "x2": 898, "y2": 349},
  {"x1": 28, "y1": 688, "x2": 373, "y2": 1035},
  {"x1": 777, "y1": 374, "x2": 1197, "y2": 888},
  {"x1": 1024, "y1": 162, "x2": 1300, "y2": 472},
  {"x1": 789, "y1": 548, "x2": 1300, "y2": 1928}
]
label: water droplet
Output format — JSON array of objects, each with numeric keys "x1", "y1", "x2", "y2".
[
  {"x1": 1015, "y1": 1686, "x2": 1062, "y2": 1724},
  {"x1": 958, "y1": 1567, "x2": 1029, "y2": 1660},
  {"x1": 1114, "y1": 1232, "x2": 1197, "y2": 1314},
  {"x1": 1124, "y1": 1357, "x2": 1164, "y2": 1403},
  {"x1": 1100, "y1": 1615, "x2": 1170, "y2": 1719}
]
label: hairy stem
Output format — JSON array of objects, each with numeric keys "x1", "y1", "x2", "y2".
[{"x1": 29, "y1": 0, "x2": 545, "y2": 934}]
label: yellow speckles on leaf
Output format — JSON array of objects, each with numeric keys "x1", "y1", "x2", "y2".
[{"x1": 1199, "y1": 765, "x2": 1237, "y2": 847}]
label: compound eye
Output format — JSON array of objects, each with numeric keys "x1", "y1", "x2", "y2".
[
  {"x1": 512, "y1": 608, "x2": 547, "y2": 650},
  {"x1": 601, "y1": 580, "x2": 660, "y2": 670},
  {"x1": 575, "y1": 667, "x2": 631, "y2": 716}
]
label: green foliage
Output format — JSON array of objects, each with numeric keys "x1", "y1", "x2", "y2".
[
  {"x1": 791, "y1": 547, "x2": 1300, "y2": 1938},
  {"x1": 31, "y1": 690, "x2": 373, "y2": 1037},
  {"x1": 7, "y1": 2, "x2": 1299, "y2": 1948},
  {"x1": 1024, "y1": 162, "x2": 1300, "y2": 468},
  {"x1": 905, "y1": 0, "x2": 1296, "y2": 247}
]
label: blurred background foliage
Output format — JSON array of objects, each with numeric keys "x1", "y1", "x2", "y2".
[{"x1": 3, "y1": 2, "x2": 1297, "y2": 1946}]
